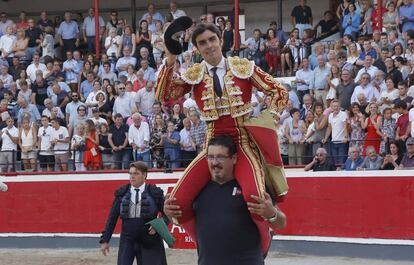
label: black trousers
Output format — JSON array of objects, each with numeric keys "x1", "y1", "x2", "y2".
[
  {"x1": 62, "y1": 39, "x2": 76, "y2": 54},
  {"x1": 118, "y1": 218, "x2": 167, "y2": 265}
]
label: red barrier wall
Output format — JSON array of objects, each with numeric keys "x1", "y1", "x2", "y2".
[{"x1": 1, "y1": 171, "x2": 414, "y2": 245}]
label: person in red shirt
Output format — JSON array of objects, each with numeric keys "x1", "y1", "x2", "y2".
[{"x1": 395, "y1": 101, "x2": 410, "y2": 152}]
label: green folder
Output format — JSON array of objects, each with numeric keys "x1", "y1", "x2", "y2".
[{"x1": 146, "y1": 217, "x2": 176, "y2": 247}]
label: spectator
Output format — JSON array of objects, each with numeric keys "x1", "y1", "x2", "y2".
[
  {"x1": 112, "y1": 83, "x2": 134, "y2": 120},
  {"x1": 11, "y1": 29, "x2": 29, "y2": 60},
  {"x1": 395, "y1": 101, "x2": 410, "y2": 151},
  {"x1": 16, "y1": 69, "x2": 31, "y2": 90},
  {"x1": 0, "y1": 66, "x2": 13, "y2": 89},
  {"x1": 90, "y1": 107, "x2": 107, "y2": 128},
  {"x1": 304, "y1": 147, "x2": 335, "y2": 171},
  {"x1": 51, "y1": 82, "x2": 70, "y2": 114},
  {"x1": 71, "y1": 122, "x2": 86, "y2": 171},
  {"x1": 240, "y1": 29, "x2": 265, "y2": 68},
  {"x1": 163, "y1": 120, "x2": 181, "y2": 169},
  {"x1": 100, "y1": 63, "x2": 118, "y2": 86},
  {"x1": 291, "y1": 0, "x2": 313, "y2": 39},
  {"x1": 306, "y1": 102, "x2": 327, "y2": 155},
  {"x1": 382, "y1": 2, "x2": 398, "y2": 34},
  {"x1": 37, "y1": 115, "x2": 55, "y2": 171},
  {"x1": 50, "y1": 117, "x2": 70, "y2": 171},
  {"x1": 150, "y1": 113, "x2": 166, "y2": 168},
  {"x1": 83, "y1": 119, "x2": 101, "y2": 170},
  {"x1": 98, "y1": 123, "x2": 112, "y2": 169},
  {"x1": 326, "y1": 64, "x2": 340, "y2": 105},
  {"x1": 314, "y1": 11, "x2": 338, "y2": 38},
  {"x1": 134, "y1": 80, "x2": 155, "y2": 117},
  {"x1": 281, "y1": 28, "x2": 302, "y2": 75},
  {"x1": 105, "y1": 10, "x2": 122, "y2": 37},
  {"x1": 83, "y1": 7, "x2": 105, "y2": 54},
  {"x1": 136, "y1": 20, "x2": 152, "y2": 54},
  {"x1": 295, "y1": 57, "x2": 313, "y2": 104},
  {"x1": 18, "y1": 114, "x2": 38, "y2": 172},
  {"x1": 373, "y1": 48, "x2": 388, "y2": 73},
  {"x1": 351, "y1": 73, "x2": 379, "y2": 104},
  {"x1": 17, "y1": 97, "x2": 41, "y2": 124},
  {"x1": 399, "y1": 0, "x2": 414, "y2": 34},
  {"x1": 399, "y1": 137, "x2": 414, "y2": 169},
  {"x1": 105, "y1": 28, "x2": 122, "y2": 58},
  {"x1": 57, "y1": 12, "x2": 80, "y2": 54},
  {"x1": 310, "y1": 55, "x2": 330, "y2": 107},
  {"x1": 0, "y1": 116, "x2": 18, "y2": 172},
  {"x1": 42, "y1": 98, "x2": 63, "y2": 120},
  {"x1": 85, "y1": 80, "x2": 102, "y2": 108},
  {"x1": 120, "y1": 25, "x2": 136, "y2": 57},
  {"x1": 323, "y1": 100, "x2": 349, "y2": 164},
  {"x1": 394, "y1": 56, "x2": 410, "y2": 80},
  {"x1": 189, "y1": 110, "x2": 207, "y2": 154},
  {"x1": 358, "y1": 0, "x2": 374, "y2": 36},
  {"x1": 65, "y1": 91, "x2": 85, "y2": 125},
  {"x1": 284, "y1": 108, "x2": 306, "y2": 165},
  {"x1": 0, "y1": 26, "x2": 16, "y2": 59},
  {"x1": 63, "y1": 51, "x2": 81, "y2": 91},
  {"x1": 169, "y1": 103, "x2": 185, "y2": 132},
  {"x1": 105, "y1": 83, "x2": 117, "y2": 111},
  {"x1": 0, "y1": 12, "x2": 14, "y2": 36},
  {"x1": 378, "y1": 77, "x2": 398, "y2": 112},
  {"x1": 183, "y1": 93, "x2": 198, "y2": 116},
  {"x1": 264, "y1": 28, "x2": 281, "y2": 76},
  {"x1": 137, "y1": 47, "x2": 156, "y2": 70},
  {"x1": 128, "y1": 112, "x2": 150, "y2": 165},
  {"x1": 179, "y1": 117, "x2": 196, "y2": 167},
  {"x1": 147, "y1": 101, "x2": 168, "y2": 128},
  {"x1": 26, "y1": 53, "x2": 47, "y2": 82},
  {"x1": 9, "y1": 57, "x2": 23, "y2": 80},
  {"x1": 45, "y1": 61, "x2": 65, "y2": 84},
  {"x1": 38, "y1": 11, "x2": 54, "y2": 32},
  {"x1": 377, "y1": 107, "x2": 396, "y2": 154},
  {"x1": 342, "y1": 3, "x2": 360, "y2": 40},
  {"x1": 380, "y1": 141, "x2": 403, "y2": 170},
  {"x1": 342, "y1": 146, "x2": 364, "y2": 171},
  {"x1": 169, "y1": 1, "x2": 187, "y2": 19},
  {"x1": 336, "y1": 69, "x2": 356, "y2": 111},
  {"x1": 108, "y1": 113, "x2": 130, "y2": 169},
  {"x1": 394, "y1": 81, "x2": 413, "y2": 108},
  {"x1": 25, "y1": 19, "x2": 43, "y2": 61},
  {"x1": 348, "y1": 102, "x2": 366, "y2": 152},
  {"x1": 139, "y1": 59, "x2": 156, "y2": 82},
  {"x1": 142, "y1": 3, "x2": 164, "y2": 25},
  {"x1": 132, "y1": 69, "x2": 146, "y2": 92},
  {"x1": 357, "y1": 145, "x2": 383, "y2": 170},
  {"x1": 68, "y1": 105, "x2": 88, "y2": 136},
  {"x1": 79, "y1": 71, "x2": 95, "y2": 102},
  {"x1": 116, "y1": 46, "x2": 136, "y2": 77},
  {"x1": 361, "y1": 102, "x2": 381, "y2": 155},
  {"x1": 355, "y1": 55, "x2": 378, "y2": 83}
]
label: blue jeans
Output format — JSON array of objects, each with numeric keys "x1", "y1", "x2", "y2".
[
  {"x1": 133, "y1": 150, "x2": 151, "y2": 167},
  {"x1": 86, "y1": 36, "x2": 96, "y2": 53},
  {"x1": 112, "y1": 149, "x2": 130, "y2": 169},
  {"x1": 330, "y1": 142, "x2": 348, "y2": 165}
]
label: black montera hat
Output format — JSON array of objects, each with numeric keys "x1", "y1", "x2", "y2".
[{"x1": 164, "y1": 16, "x2": 193, "y2": 55}]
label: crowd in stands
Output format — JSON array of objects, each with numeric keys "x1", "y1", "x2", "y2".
[{"x1": 0, "y1": 0, "x2": 414, "y2": 172}]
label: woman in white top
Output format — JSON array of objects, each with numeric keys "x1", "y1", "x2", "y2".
[
  {"x1": 71, "y1": 123, "x2": 86, "y2": 171},
  {"x1": 19, "y1": 115, "x2": 38, "y2": 171},
  {"x1": 151, "y1": 20, "x2": 164, "y2": 62},
  {"x1": 105, "y1": 28, "x2": 122, "y2": 59},
  {"x1": 378, "y1": 77, "x2": 399, "y2": 112},
  {"x1": 126, "y1": 64, "x2": 138, "y2": 83},
  {"x1": 346, "y1": 42, "x2": 359, "y2": 66}
]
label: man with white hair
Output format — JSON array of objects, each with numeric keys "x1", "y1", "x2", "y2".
[
  {"x1": 113, "y1": 83, "x2": 134, "y2": 120},
  {"x1": 17, "y1": 97, "x2": 41, "y2": 123},
  {"x1": 128, "y1": 112, "x2": 150, "y2": 165},
  {"x1": 342, "y1": 146, "x2": 364, "y2": 171},
  {"x1": 0, "y1": 26, "x2": 16, "y2": 58},
  {"x1": 134, "y1": 80, "x2": 155, "y2": 117},
  {"x1": 141, "y1": 3, "x2": 164, "y2": 24},
  {"x1": 137, "y1": 47, "x2": 156, "y2": 69},
  {"x1": 116, "y1": 46, "x2": 136, "y2": 77},
  {"x1": 351, "y1": 73, "x2": 380, "y2": 104},
  {"x1": 0, "y1": 65, "x2": 12, "y2": 89},
  {"x1": 304, "y1": 147, "x2": 335, "y2": 171}
]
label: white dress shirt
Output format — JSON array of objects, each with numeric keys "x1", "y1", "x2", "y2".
[
  {"x1": 354, "y1": 65, "x2": 378, "y2": 83},
  {"x1": 130, "y1": 183, "x2": 146, "y2": 205},
  {"x1": 128, "y1": 121, "x2": 150, "y2": 153},
  {"x1": 205, "y1": 57, "x2": 226, "y2": 92}
]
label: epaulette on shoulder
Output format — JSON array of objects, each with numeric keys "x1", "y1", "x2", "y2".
[
  {"x1": 228, "y1": 56, "x2": 255, "y2": 79},
  {"x1": 181, "y1": 62, "x2": 205, "y2": 85},
  {"x1": 115, "y1": 184, "x2": 130, "y2": 197}
]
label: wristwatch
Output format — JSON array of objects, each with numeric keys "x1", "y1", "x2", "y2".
[{"x1": 266, "y1": 210, "x2": 278, "y2": 223}]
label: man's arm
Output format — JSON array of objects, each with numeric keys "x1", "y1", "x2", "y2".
[
  {"x1": 247, "y1": 193, "x2": 287, "y2": 230},
  {"x1": 250, "y1": 65, "x2": 289, "y2": 114}
]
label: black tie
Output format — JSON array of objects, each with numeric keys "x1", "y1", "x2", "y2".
[
  {"x1": 135, "y1": 188, "x2": 140, "y2": 205},
  {"x1": 211, "y1": 67, "x2": 222, "y2": 97}
]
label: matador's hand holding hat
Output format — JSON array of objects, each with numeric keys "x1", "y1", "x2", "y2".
[{"x1": 164, "y1": 16, "x2": 193, "y2": 55}]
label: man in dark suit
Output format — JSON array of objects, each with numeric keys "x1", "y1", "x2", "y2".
[{"x1": 100, "y1": 161, "x2": 167, "y2": 265}]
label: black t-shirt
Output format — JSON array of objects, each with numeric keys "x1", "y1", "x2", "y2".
[
  {"x1": 291, "y1": 5, "x2": 313, "y2": 24},
  {"x1": 312, "y1": 160, "x2": 336, "y2": 171},
  {"x1": 222, "y1": 28, "x2": 234, "y2": 52},
  {"x1": 25, "y1": 27, "x2": 43, "y2": 48},
  {"x1": 109, "y1": 123, "x2": 129, "y2": 147},
  {"x1": 317, "y1": 19, "x2": 337, "y2": 34},
  {"x1": 393, "y1": 96, "x2": 413, "y2": 106},
  {"x1": 336, "y1": 82, "x2": 357, "y2": 111},
  {"x1": 193, "y1": 180, "x2": 263, "y2": 265},
  {"x1": 31, "y1": 79, "x2": 49, "y2": 106},
  {"x1": 56, "y1": 90, "x2": 69, "y2": 113}
]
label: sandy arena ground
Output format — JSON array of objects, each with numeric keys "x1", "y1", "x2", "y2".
[{"x1": 0, "y1": 249, "x2": 412, "y2": 265}]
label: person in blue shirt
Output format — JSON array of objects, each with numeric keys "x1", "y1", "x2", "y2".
[
  {"x1": 342, "y1": 3, "x2": 361, "y2": 40},
  {"x1": 342, "y1": 146, "x2": 364, "y2": 170}
]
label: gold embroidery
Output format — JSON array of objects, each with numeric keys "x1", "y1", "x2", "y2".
[
  {"x1": 228, "y1": 56, "x2": 254, "y2": 79},
  {"x1": 182, "y1": 63, "x2": 204, "y2": 84}
]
